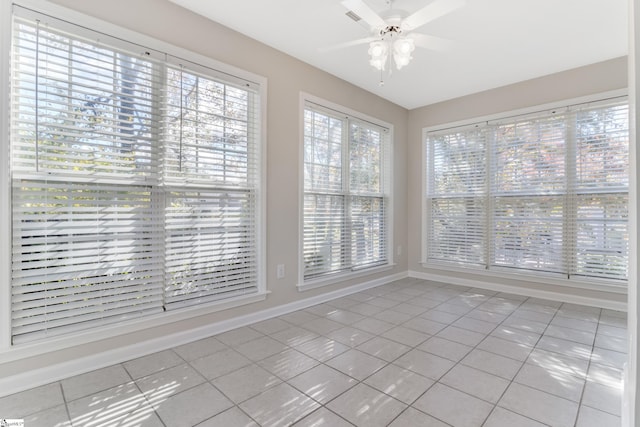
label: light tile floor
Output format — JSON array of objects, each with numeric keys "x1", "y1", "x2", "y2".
[{"x1": 0, "y1": 278, "x2": 627, "y2": 427}]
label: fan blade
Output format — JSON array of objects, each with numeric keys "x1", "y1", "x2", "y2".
[
  {"x1": 318, "y1": 37, "x2": 377, "y2": 53},
  {"x1": 401, "y1": 0, "x2": 466, "y2": 31},
  {"x1": 410, "y1": 33, "x2": 453, "y2": 51},
  {"x1": 341, "y1": 0, "x2": 386, "y2": 30}
]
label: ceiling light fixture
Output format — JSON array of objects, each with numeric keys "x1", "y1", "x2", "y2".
[{"x1": 368, "y1": 25, "x2": 414, "y2": 75}]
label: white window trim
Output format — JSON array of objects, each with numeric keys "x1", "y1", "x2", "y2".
[
  {"x1": 0, "y1": 0, "x2": 268, "y2": 356},
  {"x1": 421, "y1": 89, "x2": 629, "y2": 294},
  {"x1": 297, "y1": 92, "x2": 394, "y2": 291}
]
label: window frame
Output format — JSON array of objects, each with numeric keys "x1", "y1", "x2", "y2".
[
  {"x1": 298, "y1": 93, "x2": 394, "y2": 291},
  {"x1": 0, "y1": 0, "x2": 267, "y2": 355},
  {"x1": 421, "y1": 90, "x2": 629, "y2": 294}
]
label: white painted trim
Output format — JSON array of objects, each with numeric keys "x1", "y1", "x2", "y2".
[
  {"x1": 408, "y1": 270, "x2": 627, "y2": 312},
  {"x1": 297, "y1": 264, "x2": 398, "y2": 292},
  {"x1": 0, "y1": 0, "x2": 12, "y2": 352},
  {"x1": 0, "y1": 271, "x2": 406, "y2": 398},
  {"x1": 423, "y1": 89, "x2": 628, "y2": 134},
  {"x1": 0, "y1": 292, "x2": 268, "y2": 364}
]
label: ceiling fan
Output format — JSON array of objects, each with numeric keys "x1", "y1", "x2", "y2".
[{"x1": 335, "y1": 0, "x2": 465, "y2": 74}]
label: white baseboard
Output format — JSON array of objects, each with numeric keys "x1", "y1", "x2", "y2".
[
  {"x1": 0, "y1": 271, "x2": 407, "y2": 398},
  {"x1": 409, "y1": 270, "x2": 627, "y2": 312}
]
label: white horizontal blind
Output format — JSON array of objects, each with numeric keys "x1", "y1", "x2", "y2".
[
  {"x1": 426, "y1": 128, "x2": 487, "y2": 266},
  {"x1": 349, "y1": 120, "x2": 388, "y2": 269},
  {"x1": 303, "y1": 105, "x2": 389, "y2": 279},
  {"x1": 491, "y1": 114, "x2": 567, "y2": 274},
  {"x1": 163, "y1": 65, "x2": 259, "y2": 308},
  {"x1": 10, "y1": 10, "x2": 261, "y2": 343},
  {"x1": 572, "y1": 102, "x2": 628, "y2": 279},
  {"x1": 424, "y1": 98, "x2": 629, "y2": 284}
]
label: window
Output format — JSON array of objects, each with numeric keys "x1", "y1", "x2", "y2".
[
  {"x1": 424, "y1": 98, "x2": 628, "y2": 284},
  {"x1": 302, "y1": 101, "x2": 391, "y2": 283},
  {"x1": 9, "y1": 9, "x2": 263, "y2": 344}
]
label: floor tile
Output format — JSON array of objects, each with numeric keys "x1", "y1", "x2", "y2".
[
  {"x1": 136, "y1": 363, "x2": 206, "y2": 404},
  {"x1": 417, "y1": 310, "x2": 462, "y2": 326},
  {"x1": 124, "y1": 349, "x2": 184, "y2": 379},
  {"x1": 257, "y1": 348, "x2": 319, "y2": 381},
  {"x1": 294, "y1": 336, "x2": 350, "y2": 362},
  {"x1": 250, "y1": 318, "x2": 292, "y2": 335},
  {"x1": 483, "y1": 407, "x2": 546, "y2": 427},
  {"x1": 189, "y1": 348, "x2": 252, "y2": 380},
  {"x1": 587, "y1": 363, "x2": 623, "y2": 389},
  {"x1": 305, "y1": 303, "x2": 340, "y2": 317},
  {"x1": 440, "y1": 363, "x2": 510, "y2": 403},
  {"x1": 216, "y1": 326, "x2": 264, "y2": 347},
  {"x1": 514, "y1": 362, "x2": 585, "y2": 401},
  {"x1": 293, "y1": 407, "x2": 353, "y2": 427},
  {"x1": 326, "y1": 309, "x2": 367, "y2": 325},
  {"x1": 364, "y1": 364, "x2": 434, "y2": 404},
  {"x1": 544, "y1": 324, "x2": 596, "y2": 346},
  {"x1": 347, "y1": 303, "x2": 380, "y2": 316},
  {"x1": 404, "y1": 317, "x2": 449, "y2": 335},
  {"x1": 551, "y1": 315, "x2": 598, "y2": 333},
  {"x1": 197, "y1": 406, "x2": 258, "y2": 427},
  {"x1": 351, "y1": 317, "x2": 395, "y2": 335},
  {"x1": 582, "y1": 381, "x2": 622, "y2": 416},
  {"x1": 461, "y1": 349, "x2": 523, "y2": 380},
  {"x1": 498, "y1": 382, "x2": 579, "y2": 427},
  {"x1": 279, "y1": 310, "x2": 321, "y2": 325},
  {"x1": 213, "y1": 363, "x2": 281, "y2": 403},
  {"x1": 327, "y1": 383, "x2": 407, "y2": 427},
  {"x1": 381, "y1": 325, "x2": 431, "y2": 347},
  {"x1": 413, "y1": 383, "x2": 493, "y2": 427},
  {"x1": 502, "y1": 315, "x2": 549, "y2": 334},
  {"x1": 391, "y1": 302, "x2": 428, "y2": 316},
  {"x1": 326, "y1": 349, "x2": 387, "y2": 380},
  {"x1": 511, "y1": 308, "x2": 554, "y2": 324},
  {"x1": 367, "y1": 297, "x2": 399, "y2": 309},
  {"x1": 597, "y1": 324, "x2": 627, "y2": 339},
  {"x1": 452, "y1": 316, "x2": 496, "y2": 334},
  {"x1": 437, "y1": 326, "x2": 487, "y2": 347},
  {"x1": 356, "y1": 336, "x2": 410, "y2": 362},
  {"x1": 23, "y1": 404, "x2": 72, "y2": 427},
  {"x1": 372, "y1": 309, "x2": 413, "y2": 325},
  {"x1": 590, "y1": 347, "x2": 627, "y2": 369},
  {"x1": 535, "y1": 336, "x2": 592, "y2": 360},
  {"x1": 417, "y1": 336, "x2": 473, "y2": 362},
  {"x1": 61, "y1": 365, "x2": 132, "y2": 402},
  {"x1": 491, "y1": 325, "x2": 541, "y2": 346},
  {"x1": 271, "y1": 326, "x2": 319, "y2": 347},
  {"x1": 477, "y1": 336, "x2": 533, "y2": 361},
  {"x1": 172, "y1": 336, "x2": 227, "y2": 361},
  {"x1": 234, "y1": 336, "x2": 289, "y2": 362},
  {"x1": 387, "y1": 407, "x2": 449, "y2": 427},
  {"x1": 393, "y1": 349, "x2": 455, "y2": 381},
  {"x1": 301, "y1": 317, "x2": 345, "y2": 335},
  {"x1": 526, "y1": 347, "x2": 589, "y2": 380},
  {"x1": 154, "y1": 382, "x2": 233, "y2": 427},
  {"x1": 595, "y1": 334, "x2": 628, "y2": 353},
  {"x1": 288, "y1": 364, "x2": 357, "y2": 404},
  {"x1": 465, "y1": 309, "x2": 507, "y2": 324},
  {"x1": 0, "y1": 382, "x2": 64, "y2": 418},
  {"x1": 240, "y1": 382, "x2": 320, "y2": 427},
  {"x1": 326, "y1": 327, "x2": 375, "y2": 347},
  {"x1": 576, "y1": 405, "x2": 622, "y2": 427},
  {"x1": 67, "y1": 381, "x2": 163, "y2": 427}
]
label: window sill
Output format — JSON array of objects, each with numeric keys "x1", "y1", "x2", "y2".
[
  {"x1": 420, "y1": 261, "x2": 627, "y2": 295},
  {"x1": 1, "y1": 291, "x2": 268, "y2": 361},
  {"x1": 297, "y1": 264, "x2": 396, "y2": 292}
]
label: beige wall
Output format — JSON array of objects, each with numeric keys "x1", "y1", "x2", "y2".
[
  {"x1": 0, "y1": 0, "x2": 409, "y2": 379},
  {"x1": 407, "y1": 56, "x2": 629, "y2": 304}
]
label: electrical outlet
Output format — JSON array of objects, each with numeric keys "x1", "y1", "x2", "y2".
[{"x1": 276, "y1": 264, "x2": 285, "y2": 279}]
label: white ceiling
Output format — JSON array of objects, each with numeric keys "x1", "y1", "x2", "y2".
[{"x1": 168, "y1": 0, "x2": 628, "y2": 110}]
